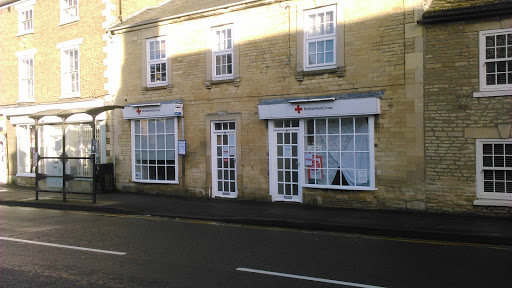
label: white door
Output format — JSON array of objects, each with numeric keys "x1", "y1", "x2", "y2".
[
  {"x1": 211, "y1": 121, "x2": 237, "y2": 198},
  {"x1": 269, "y1": 120, "x2": 302, "y2": 202}
]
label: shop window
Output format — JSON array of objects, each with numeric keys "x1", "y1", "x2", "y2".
[
  {"x1": 476, "y1": 140, "x2": 512, "y2": 201},
  {"x1": 17, "y1": 124, "x2": 36, "y2": 176},
  {"x1": 65, "y1": 123, "x2": 93, "y2": 177},
  {"x1": 131, "y1": 118, "x2": 178, "y2": 183},
  {"x1": 304, "y1": 116, "x2": 374, "y2": 189}
]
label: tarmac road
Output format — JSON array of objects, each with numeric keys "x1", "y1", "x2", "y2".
[{"x1": 0, "y1": 205, "x2": 511, "y2": 288}]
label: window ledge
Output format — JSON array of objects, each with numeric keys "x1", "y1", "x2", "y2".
[
  {"x1": 205, "y1": 77, "x2": 240, "y2": 89},
  {"x1": 473, "y1": 90, "x2": 511, "y2": 98},
  {"x1": 59, "y1": 18, "x2": 80, "y2": 26},
  {"x1": 17, "y1": 31, "x2": 34, "y2": 37},
  {"x1": 132, "y1": 180, "x2": 179, "y2": 185},
  {"x1": 60, "y1": 94, "x2": 81, "y2": 99},
  {"x1": 303, "y1": 184, "x2": 377, "y2": 191},
  {"x1": 142, "y1": 84, "x2": 172, "y2": 94},
  {"x1": 17, "y1": 99, "x2": 35, "y2": 103},
  {"x1": 473, "y1": 199, "x2": 512, "y2": 207},
  {"x1": 296, "y1": 66, "x2": 345, "y2": 81}
]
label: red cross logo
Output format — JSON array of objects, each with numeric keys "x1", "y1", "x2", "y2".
[
  {"x1": 136, "y1": 108, "x2": 142, "y2": 115},
  {"x1": 294, "y1": 105, "x2": 303, "y2": 114}
]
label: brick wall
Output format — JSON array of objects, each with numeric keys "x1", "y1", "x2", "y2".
[
  {"x1": 424, "y1": 17, "x2": 512, "y2": 215},
  {"x1": 109, "y1": 0, "x2": 428, "y2": 211}
]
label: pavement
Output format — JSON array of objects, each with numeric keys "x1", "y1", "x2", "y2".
[{"x1": 1, "y1": 183, "x2": 512, "y2": 246}]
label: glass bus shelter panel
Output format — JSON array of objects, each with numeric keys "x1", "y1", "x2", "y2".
[
  {"x1": 66, "y1": 179, "x2": 93, "y2": 193},
  {"x1": 67, "y1": 158, "x2": 93, "y2": 178},
  {"x1": 37, "y1": 177, "x2": 63, "y2": 192}
]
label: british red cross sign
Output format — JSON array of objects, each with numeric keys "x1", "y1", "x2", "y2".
[
  {"x1": 136, "y1": 108, "x2": 142, "y2": 115},
  {"x1": 294, "y1": 105, "x2": 303, "y2": 114}
]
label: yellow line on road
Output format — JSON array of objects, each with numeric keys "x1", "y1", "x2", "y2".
[{"x1": 79, "y1": 211, "x2": 512, "y2": 251}]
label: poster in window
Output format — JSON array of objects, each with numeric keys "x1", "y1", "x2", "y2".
[
  {"x1": 357, "y1": 170, "x2": 368, "y2": 184},
  {"x1": 307, "y1": 155, "x2": 323, "y2": 180}
]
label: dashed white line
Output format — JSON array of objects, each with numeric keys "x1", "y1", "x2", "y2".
[
  {"x1": 236, "y1": 267, "x2": 385, "y2": 288},
  {"x1": 0, "y1": 236, "x2": 127, "y2": 256}
]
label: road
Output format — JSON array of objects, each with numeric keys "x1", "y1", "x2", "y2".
[{"x1": 0, "y1": 205, "x2": 510, "y2": 288}]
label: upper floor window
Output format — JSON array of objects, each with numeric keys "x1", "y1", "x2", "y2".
[
  {"x1": 146, "y1": 37, "x2": 167, "y2": 87},
  {"x1": 19, "y1": 57, "x2": 34, "y2": 102},
  {"x1": 15, "y1": 48, "x2": 36, "y2": 102},
  {"x1": 57, "y1": 38, "x2": 82, "y2": 98},
  {"x1": 15, "y1": 0, "x2": 35, "y2": 35},
  {"x1": 60, "y1": 0, "x2": 79, "y2": 25},
  {"x1": 212, "y1": 24, "x2": 234, "y2": 80},
  {"x1": 479, "y1": 28, "x2": 512, "y2": 92},
  {"x1": 304, "y1": 5, "x2": 337, "y2": 71}
]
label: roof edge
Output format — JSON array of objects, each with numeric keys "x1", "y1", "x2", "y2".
[
  {"x1": 109, "y1": 0, "x2": 277, "y2": 33},
  {"x1": 418, "y1": 2, "x2": 512, "y2": 25}
]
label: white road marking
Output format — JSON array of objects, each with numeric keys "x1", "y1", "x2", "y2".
[
  {"x1": 236, "y1": 268, "x2": 385, "y2": 288},
  {"x1": 0, "y1": 236, "x2": 127, "y2": 256}
]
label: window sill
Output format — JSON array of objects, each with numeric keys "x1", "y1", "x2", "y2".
[
  {"x1": 17, "y1": 31, "x2": 34, "y2": 37},
  {"x1": 302, "y1": 184, "x2": 377, "y2": 191},
  {"x1": 142, "y1": 84, "x2": 172, "y2": 94},
  {"x1": 132, "y1": 180, "x2": 179, "y2": 185},
  {"x1": 17, "y1": 99, "x2": 35, "y2": 103},
  {"x1": 205, "y1": 77, "x2": 240, "y2": 89},
  {"x1": 296, "y1": 66, "x2": 345, "y2": 81},
  {"x1": 59, "y1": 18, "x2": 80, "y2": 26},
  {"x1": 473, "y1": 90, "x2": 511, "y2": 98},
  {"x1": 473, "y1": 199, "x2": 512, "y2": 207},
  {"x1": 60, "y1": 93, "x2": 80, "y2": 99}
]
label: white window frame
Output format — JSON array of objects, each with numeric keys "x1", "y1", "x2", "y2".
[
  {"x1": 15, "y1": 48, "x2": 36, "y2": 103},
  {"x1": 146, "y1": 37, "x2": 168, "y2": 87},
  {"x1": 301, "y1": 116, "x2": 375, "y2": 190},
  {"x1": 304, "y1": 5, "x2": 337, "y2": 71},
  {"x1": 16, "y1": 124, "x2": 36, "y2": 177},
  {"x1": 212, "y1": 24, "x2": 234, "y2": 80},
  {"x1": 475, "y1": 139, "x2": 512, "y2": 203},
  {"x1": 131, "y1": 118, "x2": 178, "y2": 184},
  {"x1": 15, "y1": 0, "x2": 35, "y2": 36},
  {"x1": 60, "y1": 0, "x2": 79, "y2": 25},
  {"x1": 57, "y1": 38, "x2": 82, "y2": 99},
  {"x1": 477, "y1": 28, "x2": 512, "y2": 94}
]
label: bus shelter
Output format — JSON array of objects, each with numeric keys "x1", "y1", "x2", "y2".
[{"x1": 29, "y1": 105, "x2": 122, "y2": 203}]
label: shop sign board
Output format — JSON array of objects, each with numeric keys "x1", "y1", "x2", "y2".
[{"x1": 258, "y1": 98, "x2": 380, "y2": 119}]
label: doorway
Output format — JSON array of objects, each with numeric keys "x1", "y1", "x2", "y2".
[
  {"x1": 269, "y1": 120, "x2": 302, "y2": 202},
  {"x1": 211, "y1": 121, "x2": 238, "y2": 198}
]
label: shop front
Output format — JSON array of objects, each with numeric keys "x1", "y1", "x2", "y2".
[{"x1": 258, "y1": 92, "x2": 382, "y2": 203}]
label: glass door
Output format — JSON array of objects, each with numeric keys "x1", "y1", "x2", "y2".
[
  {"x1": 211, "y1": 121, "x2": 237, "y2": 198},
  {"x1": 270, "y1": 120, "x2": 302, "y2": 202}
]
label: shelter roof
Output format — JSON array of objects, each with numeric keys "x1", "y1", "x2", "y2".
[{"x1": 29, "y1": 105, "x2": 123, "y2": 121}]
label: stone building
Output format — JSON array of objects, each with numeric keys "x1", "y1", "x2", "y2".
[
  {"x1": 107, "y1": 0, "x2": 428, "y2": 211},
  {"x1": 0, "y1": 0, "x2": 160, "y2": 188},
  {"x1": 420, "y1": 0, "x2": 512, "y2": 214}
]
